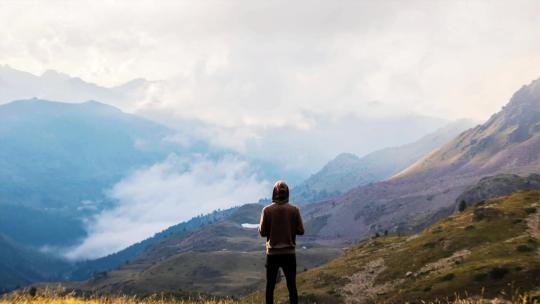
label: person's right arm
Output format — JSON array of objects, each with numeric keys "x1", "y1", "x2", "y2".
[{"x1": 296, "y1": 207, "x2": 305, "y2": 235}]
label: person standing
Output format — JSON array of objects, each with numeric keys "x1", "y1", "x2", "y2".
[{"x1": 259, "y1": 180, "x2": 305, "y2": 304}]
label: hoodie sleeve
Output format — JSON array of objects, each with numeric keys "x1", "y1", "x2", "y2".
[
  {"x1": 296, "y1": 207, "x2": 305, "y2": 236},
  {"x1": 259, "y1": 208, "x2": 268, "y2": 237}
]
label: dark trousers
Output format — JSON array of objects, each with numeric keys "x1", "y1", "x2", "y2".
[{"x1": 265, "y1": 253, "x2": 297, "y2": 304}]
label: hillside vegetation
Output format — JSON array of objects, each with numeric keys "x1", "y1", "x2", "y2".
[
  {"x1": 245, "y1": 190, "x2": 540, "y2": 303},
  {"x1": 53, "y1": 204, "x2": 341, "y2": 297}
]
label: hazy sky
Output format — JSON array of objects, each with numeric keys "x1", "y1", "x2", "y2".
[{"x1": 2, "y1": 0, "x2": 540, "y2": 127}]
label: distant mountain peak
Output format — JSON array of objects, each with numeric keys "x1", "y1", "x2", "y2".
[
  {"x1": 331, "y1": 152, "x2": 360, "y2": 163},
  {"x1": 2, "y1": 99, "x2": 126, "y2": 119},
  {"x1": 502, "y1": 79, "x2": 540, "y2": 117},
  {"x1": 81, "y1": 99, "x2": 121, "y2": 109},
  {"x1": 41, "y1": 69, "x2": 71, "y2": 81},
  {"x1": 395, "y1": 76, "x2": 540, "y2": 179}
]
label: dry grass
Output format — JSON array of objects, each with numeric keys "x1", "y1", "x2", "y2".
[
  {"x1": 429, "y1": 293, "x2": 539, "y2": 304},
  {"x1": 0, "y1": 295, "x2": 236, "y2": 304},
  {"x1": 1, "y1": 294, "x2": 539, "y2": 304}
]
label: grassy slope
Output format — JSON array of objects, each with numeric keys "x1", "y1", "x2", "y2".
[
  {"x1": 73, "y1": 248, "x2": 340, "y2": 297},
  {"x1": 59, "y1": 204, "x2": 342, "y2": 298},
  {"x1": 245, "y1": 190, "x2": 540, "y2": 303}
]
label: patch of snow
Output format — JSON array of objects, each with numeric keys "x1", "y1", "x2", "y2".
[{"x1": 241, "y1": 223, "x2": 259, "y2": 229}]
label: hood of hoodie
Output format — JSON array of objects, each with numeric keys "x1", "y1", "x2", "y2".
[{"x1": 272, "y1": 180, "x2": 289, "y2": 204}]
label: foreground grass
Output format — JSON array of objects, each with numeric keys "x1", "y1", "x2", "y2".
[
  {"x1": 245, "y1": 190, "x2": 540, "y2": 303},
  {"x1": 0, "y1": 295, "x2": 236, "y2": 304},
  {"x1": 0, "y1": 295, "x2": 538, "y2": 304}
]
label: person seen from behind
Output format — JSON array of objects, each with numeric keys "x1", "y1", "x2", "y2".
[{"x1": 259, "y1": 180, "x2": 304, "y2": 304}]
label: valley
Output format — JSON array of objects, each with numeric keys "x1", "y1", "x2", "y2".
[{"x1": 3, "y1": 3, "x2": 540, "y2": 303}]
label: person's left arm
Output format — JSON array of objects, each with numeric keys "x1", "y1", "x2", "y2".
[{"x1": 259, "y1": 208, "x2": 269, "y2": 237}]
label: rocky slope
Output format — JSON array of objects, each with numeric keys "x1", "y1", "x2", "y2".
[
  {"x1": 292, "y1": 119, "x2": 475, "y2": 204},
  {"x1": 455, "y1": 173, "x2": 540, "y2": 209},
  {"x1": 302, "y1": 78, "x2": 540, "y2": 244}
]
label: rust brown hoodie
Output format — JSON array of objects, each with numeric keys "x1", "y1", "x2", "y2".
[{"x1": 259, "y1": 180, "x2": 305, "y2": 255}]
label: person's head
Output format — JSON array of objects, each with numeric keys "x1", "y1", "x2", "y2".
[{"x1": 272, "y1": 180, "x2": 289, "y2": 204}]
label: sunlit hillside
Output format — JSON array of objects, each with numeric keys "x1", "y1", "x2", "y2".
[{"x1": 245, "y1": 190, "x2": 540, "y2": 303}]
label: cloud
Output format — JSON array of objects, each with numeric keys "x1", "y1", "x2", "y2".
[
  {"x1": 1, "y1": 0, "x2": 540, "y2": 128},
  {"x1": 64, "y1": 154, "x2": 270, "y2": 260}
]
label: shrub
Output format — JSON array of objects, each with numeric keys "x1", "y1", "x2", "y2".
[
  {"x1": 473, "y1": 272, "x2": 488, "y2": 281},
  {"x1": 465, "y1": 225, "x2": 475, "y2": 231},
  {"x1": 423, "y1": 241, "x2": 437, "y2": 248},
  {"x1": 441, "y1": 273, "x2": 455, "y2": 281},
  {"x1": 524, "y1": 207, "x2": 537, "y2": 214},
  {"x1": 489, "y1": 267, "x2": 509, "y2": 280},
  {"x1": 458, "y1": 200, "x2": 467, "y2": 212},
  {"x1": 516, "y1": 244, "x2": 533, "y2": 252}
]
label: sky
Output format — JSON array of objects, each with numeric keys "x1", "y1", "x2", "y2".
[{"x1": 1, "y1": 0, "x2": 540, "y2": 127}]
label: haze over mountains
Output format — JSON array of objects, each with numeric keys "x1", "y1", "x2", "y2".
[
  {"x1": 0, "y1": 99, "x2": 176, "y2": 247},
  {"x1": 0, "y1": 65, "x2": 453, "y2": 181},
  {"x1": 0, "y1": 99, "x2": 276, "y2": 258},
  {"x1": 0, "y1": 66, "x2": 462, "y2": 258},
  {"x1": 2, "y1": 67, "x2": 540, "y2": 300},
  {"x1": 0, "y1": 97, "x2": 457, "y2": 291},
  {"x1": 18, "y1": 76, "x2": 540, "y2": 300},
  {"x1": 302, "y1": 78, "x2": 540, "y2": 244},
  {"x1": 0, "y1": 65, "x2": 150, "y2": 109},
  {"x1": 292, "y1": 118, "x2": 476, "y2": 203}
]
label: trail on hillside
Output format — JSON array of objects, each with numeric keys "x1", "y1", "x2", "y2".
[
  {"x1": 526, "y1": 201, "x2": 540, "y2": 258},
  {"x1": 526, "y1": 200, "x2": 540, "y2": 298},
  {"x1": 414, "y1": 249, "x2": 471, "y2": 279},
  {"x1": 342, "y1": 258, "x2": 401, "y2": 304}
]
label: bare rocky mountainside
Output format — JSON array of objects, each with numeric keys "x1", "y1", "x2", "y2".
[
  {"x1": 456, "y1": 173, "x2": 540, "y2": 209},
  {"x1": 291, "y1": 119, "x2": 475, "y2": 204},
  {"x1": 301, "y1": 78, "x2": 540, "y2": 244}
]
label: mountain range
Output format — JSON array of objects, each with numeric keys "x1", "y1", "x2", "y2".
[
  {"x1": 0, "y1": 65, "x2": 454, "y2": 183},
  {"x1": 0, "y1": 99, "x2": 183, "y2": 247},
  {"x1": 300, "y1": 78, "x2": 540, "y2": 244},
  {"x1": 23, "y1": 77, "x2": 540, "y2": 300},
  {"x1": 0, "y1": 65, "x2": 151, "y2": 109},
  {"x1": 291, "y1": 119, "x2": 475, "y2": 203},
  {"x1": 2, "y1": 74, "x2": 540, "y2": 300}
]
